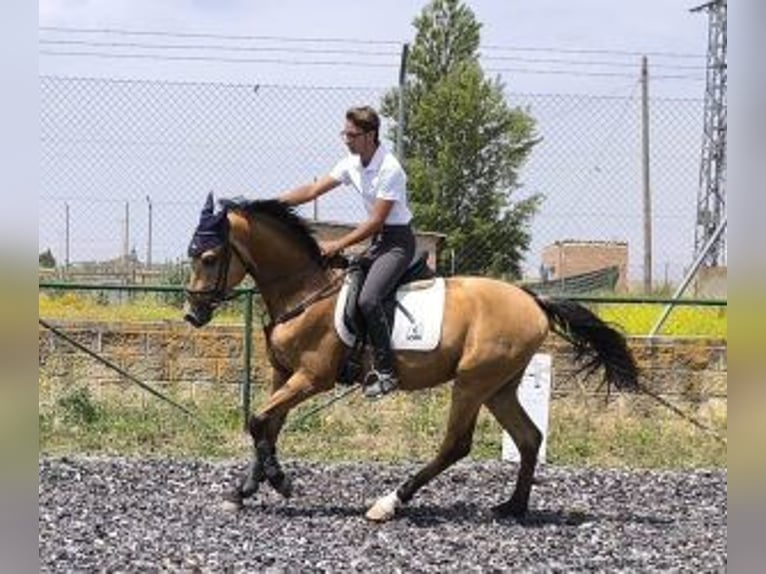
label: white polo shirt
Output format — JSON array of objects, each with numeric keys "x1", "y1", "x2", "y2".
[{"x1": 329, "y1": 144, "x2": 413, "y2": 225}]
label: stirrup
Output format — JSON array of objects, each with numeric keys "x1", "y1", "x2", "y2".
[{"x1": 363, "y1": 369, "x2": 399, "y2": 400}]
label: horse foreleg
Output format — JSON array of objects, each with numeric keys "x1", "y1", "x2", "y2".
[
  {"x1": 224, "y1": 370, "x2": 324, "y2": 510},
  {"x1": 366, "y1": 384, "x2": 483, "y2": 522},
  {"x1": 484, "y1": 375, "x2": 542, "y2": 519}
]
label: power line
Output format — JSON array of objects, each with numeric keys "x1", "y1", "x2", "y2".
[
  {"x1": 482, "y1": 54, "x2": 704, "y2": 71},
  {"x1": 39, "y1": 39, "x2": 399, "y2": 58},
  {"x1": 39, "y1": 26, "x2": 705, "y2": 60},
  {"x1": 486, "y1": 67, "x2": 703, "y2": 81},
  {"x1": 39, "y1": 50, "x2": 705, "y2": 81},
  {"x1": 39, "y1": 50, "x2": 398, "y2": 68},
  {"x1": 38, "y1": 39, "x2": 706, "y2": 71},
  {"x1": 482, "y1": 44, "x2": 704, "y2": 60},
  {"x1": 38, "y1": 26, "x2": 403, "y2": 46}
]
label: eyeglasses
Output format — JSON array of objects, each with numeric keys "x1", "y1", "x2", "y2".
[{"x1": 340, "y1": 130, "x2": 368, "y2": 140}]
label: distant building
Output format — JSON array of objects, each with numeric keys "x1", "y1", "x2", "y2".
[{"x1": 540, "y1": 240, "x2": 629, "y2": 293}]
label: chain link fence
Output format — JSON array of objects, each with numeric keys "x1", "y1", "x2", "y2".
[{"x1": 40, "y1": 76, "x2": 706, "y2": 292}]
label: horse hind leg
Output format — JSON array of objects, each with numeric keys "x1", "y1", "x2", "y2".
[
  {"x1": 365, "y1": 383, "x2": 484, "y2": 522},
  {"x1": 484, "y1": 373, "x2": 542, "y2": 519}
]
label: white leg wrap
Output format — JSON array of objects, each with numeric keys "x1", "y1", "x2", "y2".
[{"x1": 365, "y1": 490, "x2": 401, "y2": 522}]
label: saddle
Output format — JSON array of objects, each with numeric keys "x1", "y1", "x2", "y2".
[
  {"x1": 336, "y1": 251, "x2": 437, "y2": 385},
  {"x1": 341, "y1": 251, "x2": 434, "y2": 335}
]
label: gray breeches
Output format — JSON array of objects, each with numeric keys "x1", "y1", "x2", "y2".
[{"x1": 357, "y1": 224, "x2": 416, "y2": 320}]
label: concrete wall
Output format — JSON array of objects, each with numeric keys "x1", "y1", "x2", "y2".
[{"x1": 39, "y1": 321, "x2": 727, "y2": 403}]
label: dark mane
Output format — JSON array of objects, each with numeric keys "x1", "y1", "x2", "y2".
[{"x1": 224, "y1": 198, "x2": 323, "y2": 264}]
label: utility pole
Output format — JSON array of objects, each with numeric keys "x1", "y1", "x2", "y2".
[
  {"x1": 641, "y1": 55, "x2": 653, "y2": 293},
  {"x1": 64, "y1": 202, "x2": 70, "y2": 270},
  {"x1": 395, "y1": 43, "x2": 410, "y2": 160},
  {"x1": 123, "y1": 201, "x2": 130, "y2": 268},
  {"x1": 146, "y1": 195, "x2": 153, "y2": 268},
  {"x1": 649, "y1": 1, "x2": 727, "y2": 330},
  {"x1": 691, "y1": 0, "x2": 727, "y2": 267}
]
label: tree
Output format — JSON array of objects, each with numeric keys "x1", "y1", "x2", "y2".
[
  {"x1": 381, "y1": 0, "x2": 541, "y2": 278},
  {"x1": 39, "y1": 248, "x2": 57, "y2": 268}
]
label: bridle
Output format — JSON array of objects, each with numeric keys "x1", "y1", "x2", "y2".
[
  {"x1": 185, "y1": 222, "x2": 346, "y2": 327},
  {"x1": 184, "y1": 230, "x2": 239, "y2": 304}
]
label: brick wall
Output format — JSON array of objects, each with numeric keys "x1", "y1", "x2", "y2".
[
  {"x1": 39, "y1": 321, "x2": 726, "y2": 401},
  {"x1": 540, "y1": 335, "x2": 727, "y2": 399},
  {"x1": 39, "y1": 321, "x2": 253, "y2": 389}
]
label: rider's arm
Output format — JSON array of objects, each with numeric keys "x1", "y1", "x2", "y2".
[
  {"x1": 322, "y1": 199, "x2": 394, "y2": 256},
  {"x1": 279, "y1": 175, "x2": 340, "y2": 206}
]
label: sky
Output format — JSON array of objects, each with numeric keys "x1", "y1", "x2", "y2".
[
  {"x1": 39, "y1": 0, "x2": 708, "y2": 96},
  {"x1": 38, "y1": 1, "x2": 715, "y2": 281}
]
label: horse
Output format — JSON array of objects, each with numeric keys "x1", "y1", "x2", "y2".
[{"x1": 184, "y1": 193, "x2": 639, "y2": 522}]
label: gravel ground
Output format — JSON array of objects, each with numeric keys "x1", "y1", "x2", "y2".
[{"x1": 39, "y1": 457, "x2": 726, "y2": 572}]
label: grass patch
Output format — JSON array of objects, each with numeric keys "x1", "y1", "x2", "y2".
[
  {"x1": 598, "y1": 303, "x2": 726, "y2": 338},
  {"x1": 547, "y1": 395, "x2": 727, "y2": 468},
  {"x1": 39, "y1": 293, "x2": 726, "y2": 337},
  {"x1": 40, "y1": 378, "x2": 725, "y2": 469},
  {"x1": 38, "y1": 292, "x2": 245, "y2": 324},
  {"x1": 39, "y1": 378, "x2": 246, "y2": 459}
]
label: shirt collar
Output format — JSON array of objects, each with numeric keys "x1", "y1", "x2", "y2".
[{"x1": 361, "y1": 143, "x2": 386, "y2": 172}]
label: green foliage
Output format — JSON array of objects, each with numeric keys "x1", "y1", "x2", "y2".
[
  {"x1": 160, "y1": 261, "x2": 191, "y2": 307},
  {"x1": 39, "y1": 248, "x2": 57, "y2": 268},
  {"x1": 381, "y1": 0, "x2": 541, "y2": 277},
  {"x1": 547, "y1": 398, "x2": 727, "y2": 469},
  {"x1": 57, "y1": 387, "x2": 100, "y2": 425},
  {"x1": 41, "y1": 381, "x2": 244, "y2": 459},
  {"x1": 40, "y1": 379, "x2": 725, "y2": 469}
]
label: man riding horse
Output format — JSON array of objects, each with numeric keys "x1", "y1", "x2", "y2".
[{"x1": 279, "y1": 105, "x2": 414, "y2": 400}]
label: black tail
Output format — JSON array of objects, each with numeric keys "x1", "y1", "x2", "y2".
[{"x1": 523, "y1": 287, "x2": 639, "y2": 392}]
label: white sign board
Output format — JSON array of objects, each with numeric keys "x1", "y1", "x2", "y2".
[{"x1": 501, "y1": 353, "x2": 552, "y2": 463}]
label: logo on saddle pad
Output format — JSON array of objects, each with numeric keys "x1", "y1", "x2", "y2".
[{"x1": 334, "y1": 277, "x2": 446, "y2": 351}]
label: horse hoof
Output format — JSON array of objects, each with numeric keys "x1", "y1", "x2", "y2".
[
  {"x1": 221, "y1": 498, "x2": 243, "y2": 513},
  {"x1": 365, "y1": 491, "x2": 400, "y2": 522},
  {"x1": 272, "y1": 474, "x2": 293, "y2": 499},
  {"x1": 365, "y1": 504, "x2": 395, "y2": 522},
  {"x1": 221, "y1": 492, "x2": 244, "y2": 513}
]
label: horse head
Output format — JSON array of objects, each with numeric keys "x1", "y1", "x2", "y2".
[
  {"x1": 184, "y1": 193, "x2": 331, "y2": 328},
  {"x1": 184, "y1": 192, "x2": 247, "y2": 327}
]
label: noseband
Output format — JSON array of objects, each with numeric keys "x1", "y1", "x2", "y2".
[{"x1": 183, "y1": 249, "x2": 231, "y2": 305}]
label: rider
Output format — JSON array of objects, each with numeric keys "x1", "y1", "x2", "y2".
[{"x1": 279, "y1": 105, "x2": 415, "y2": 399}]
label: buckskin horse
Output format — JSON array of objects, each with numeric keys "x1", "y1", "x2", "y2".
[{"x1": 184, "y1": 193, "x2": 639, "y2": 522}]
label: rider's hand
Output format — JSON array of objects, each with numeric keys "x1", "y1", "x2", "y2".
[{"x1": 319, "y1": 240, "x2": 344, "y2": 258}]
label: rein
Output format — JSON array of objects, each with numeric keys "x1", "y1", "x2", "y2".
[
  {"x1": 268, "y1": 274, "x2": 345, "y2": 327},
  {"x1": 225, "y1": 239, "x2": 346, "y2": 327}
]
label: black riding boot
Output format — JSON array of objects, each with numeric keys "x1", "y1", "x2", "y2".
[{"x1": 363, "y1": 303, "x2": 399, "y2": 399}]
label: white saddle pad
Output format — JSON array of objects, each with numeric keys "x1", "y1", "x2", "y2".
[{"x1": 334, "y1": 277, "x2": 446, "y2": 351}]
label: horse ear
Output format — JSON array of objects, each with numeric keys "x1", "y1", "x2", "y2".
[{"x1": 201, "y1": 192, "x2": 214, "y2": 219}]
